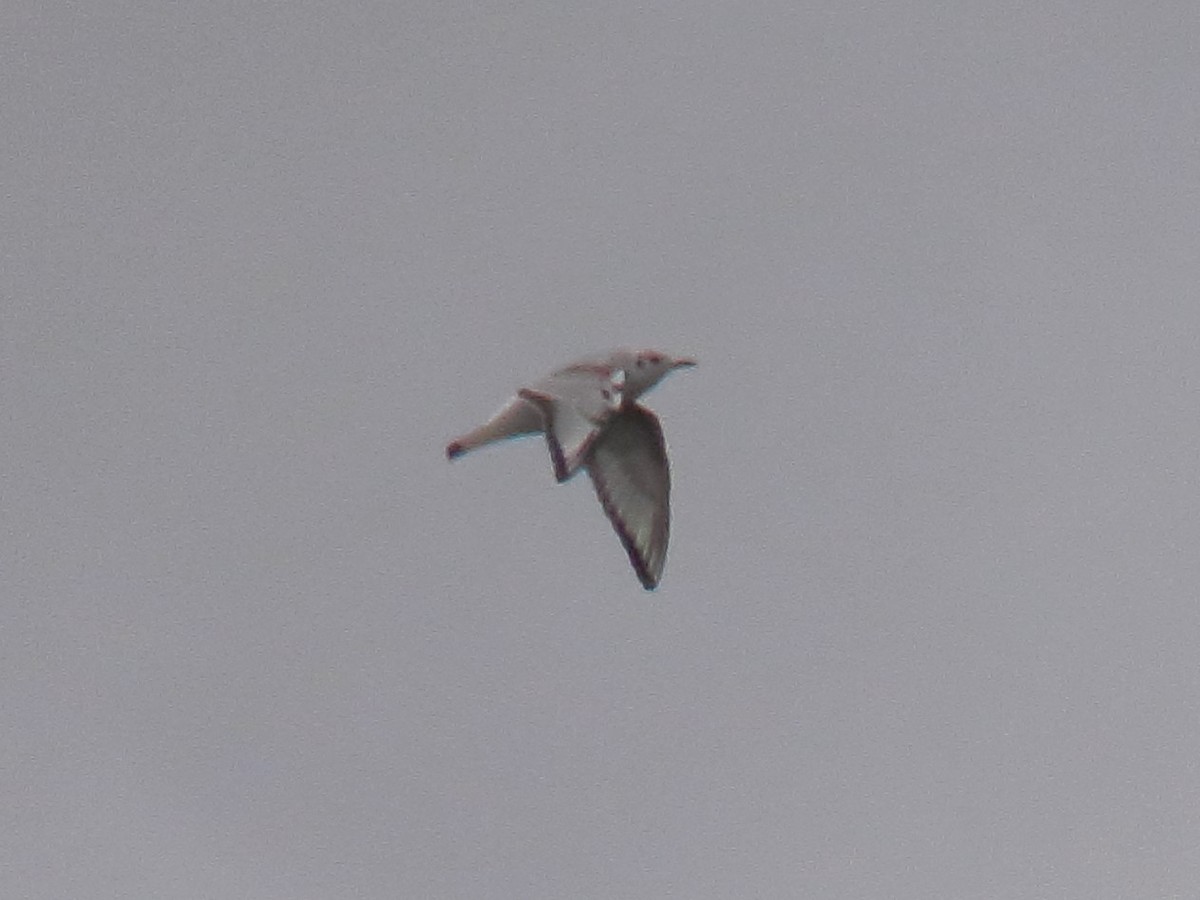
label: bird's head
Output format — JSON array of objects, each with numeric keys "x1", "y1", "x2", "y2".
[{"x1": 615, "y1": 349, "x2": 697, "y2": 399}]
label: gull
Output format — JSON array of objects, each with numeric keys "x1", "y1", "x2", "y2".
[{"x1": 446, "y1": 349, "x2": 696, "y2": 590}]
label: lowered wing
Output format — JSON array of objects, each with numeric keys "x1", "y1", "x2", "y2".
[{"x1": 585, "y1": 404, "x2": 671, "y2": 590}]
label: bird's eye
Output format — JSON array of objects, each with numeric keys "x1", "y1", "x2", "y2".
[
  {"x1": 636, "y1": 358, "x2": 647, "y2": 368},
  {"x1": 647, "y1": 354, "x2": 662, "y2": 364}
]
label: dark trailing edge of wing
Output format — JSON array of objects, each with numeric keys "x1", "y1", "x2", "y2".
[
  {"x1": 517, "y1": 388, "x2": 599, "y2": 482},
  {"x1": 590, "y1": 471, "x2": 661, "y2": 590},
  {"x1": 586, "y1": 405, "x2": 670, "y2": 591}
]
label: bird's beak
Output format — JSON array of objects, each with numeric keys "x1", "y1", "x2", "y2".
[{"x1": 671, "y1": 356, "x2": 697, "y2": 369}]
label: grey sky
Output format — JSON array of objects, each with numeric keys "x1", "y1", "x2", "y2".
[{"x1": 5, "y1": 2, "x2": 1200, "y2": 897}]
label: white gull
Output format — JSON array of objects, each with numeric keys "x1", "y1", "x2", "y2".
[{"x1": 446, "y1": 349, "x2": 696, "y2": 590}]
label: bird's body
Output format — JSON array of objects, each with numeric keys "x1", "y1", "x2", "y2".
[{"x1": 446, "y1": 349, "x2": 695, "y2": 589}]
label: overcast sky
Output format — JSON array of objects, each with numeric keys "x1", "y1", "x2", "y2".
[{"x1": 6, "y1": 2, "x2": 1200, "y2": 897}]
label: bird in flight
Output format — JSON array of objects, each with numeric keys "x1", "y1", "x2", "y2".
[{"x1": 446, "y1": 349, "x2": 696, "y2": 590}]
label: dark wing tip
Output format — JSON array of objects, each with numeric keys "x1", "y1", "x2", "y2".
[
  {"x1": 540, "y1": 429, "x2": 570, "y2": 482},
  {"x1": 601, "y1": 490, "x2": 660, "y2": 590},
  {"x1": 517, "y1": 388, "x2": 572, "y2": 482},
  {"x1": 589, "y1": 464, "x2": 662, "y2": 591}
]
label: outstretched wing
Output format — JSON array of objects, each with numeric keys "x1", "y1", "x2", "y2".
[
  {"x1": 446, "y1": 395, "x2": 543, "y2": 460},
  {"x1": 586, "y1": 404, "x2": 671, "y2": 590},
  {"x1": 518, "y1": 362, "x2": 624, "y2": 482},
  {"x1": 518, "y1": 388, "x2": 601, "y2": 481}
]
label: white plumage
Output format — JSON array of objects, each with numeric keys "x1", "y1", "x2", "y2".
[{"x1": 447, "y1": 349, "x2": 695, "y2": 589}]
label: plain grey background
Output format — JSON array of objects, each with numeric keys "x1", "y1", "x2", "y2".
[{"x1": 5, "y1": 2, "x2": 1199, "y2": 897}]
